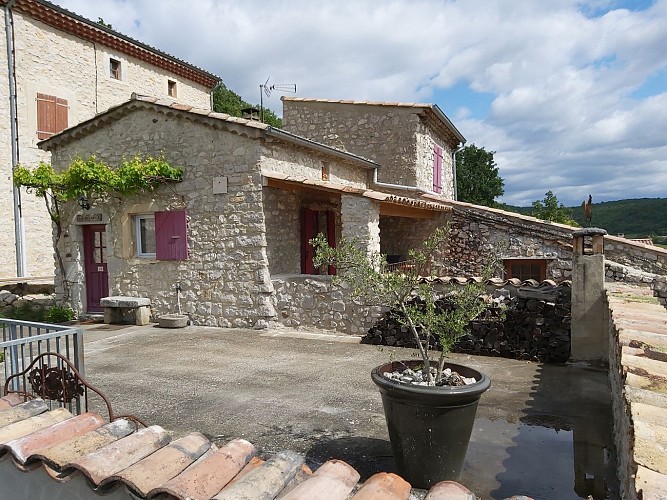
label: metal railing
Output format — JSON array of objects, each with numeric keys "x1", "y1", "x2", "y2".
[
  {"x1": 385, "y1": 260, "x2": 416, "y2": 273},
  {"x1": 0, "y1": 319, "x2": 84, "y2": 395}
]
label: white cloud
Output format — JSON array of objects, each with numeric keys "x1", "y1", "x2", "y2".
[{"x1": 53, "y1": 0, "x2": 667, "y2": 206}]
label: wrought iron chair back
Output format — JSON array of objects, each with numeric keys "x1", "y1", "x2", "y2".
[{"x1": 3, "y1": 352, "x2": 145, "y2": 427}]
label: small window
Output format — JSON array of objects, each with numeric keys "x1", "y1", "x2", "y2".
[
  {"x1": 109, "y1": 58, "x2": 121, "y2": 80},
  {"x1": 168, "y1": 80, "x2": 177, "y2": 97},
  {"x1": 321, "y1": 162, "x2": 330, "y2": 181},
  {"x1": 134, "y1": 211, "x2": 188, "y2": 260},
  {"x1": 504, "y1": 259, "x2": 547, "y2": 282},
  {"x1": 135, "y1": 215, "x2": 156, "y2": 258},
  {"x1": 36, "y1": 93, "x2": 68, "y2": 139}
]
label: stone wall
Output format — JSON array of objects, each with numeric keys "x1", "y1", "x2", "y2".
[
  {"x1": 271, "y1": 275, "x2": 386, "y2": 335},
  {"x1": 0, "y1": 11, "x2": 211, "y2": 278},
  {"x1": 379, "y1": 213, "x2": 449, "y2": 266},
  {"x1": 341, "y1": 195, "x2": 380, "y2": 257},
  {"x1": 604, "y1": 236, "x2": 667, "y2": 276},
  {"x1": 441, "y1": 206, "x2": 573, "y2": 280}
]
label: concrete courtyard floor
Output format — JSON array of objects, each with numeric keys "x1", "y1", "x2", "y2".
[{"x1": 80, "y1": 322, "x2": 617, "y2": 499}]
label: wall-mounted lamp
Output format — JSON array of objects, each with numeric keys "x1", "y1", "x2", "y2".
[{"x1": 78, "y1": 195, "x2": 91, "y2": 210}]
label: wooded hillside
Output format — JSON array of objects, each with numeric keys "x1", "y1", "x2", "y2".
[{"x1": 504, "y1": 198, "x2": 667, "y2": 240}]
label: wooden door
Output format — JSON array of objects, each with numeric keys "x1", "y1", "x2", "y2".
[
  {"x1": 83, "y1": 224, "x2": 109, "y2": 312},
  {"x1": 301, "y1": 208, "x2": 336, "y2": 275}
]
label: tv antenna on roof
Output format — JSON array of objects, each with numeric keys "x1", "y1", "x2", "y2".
[{"x1": 259, "y1": 76, "x2": 297, "y2": 123}]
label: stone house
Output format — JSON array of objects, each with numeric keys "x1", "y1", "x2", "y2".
[
  {"x1": 39, "y1": 95, "x2": 463, "y2": 330},
  {"x1": 0, "y1": 0, "x2": 219, "y2": 279}
]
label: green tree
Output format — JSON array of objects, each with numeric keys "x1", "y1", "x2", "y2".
[
  {"x1": 311, "y1": 226, "x2": 502, "y2": 385},
  {"x1": 456, "y1": 144, "x2": 504, "y2": 207},
  {"x1": 531, "y1": 190, "x2": 579, "y2": 226},
  {"x1": 211, "y1": 82, "x2": 282, "y2": 128}
]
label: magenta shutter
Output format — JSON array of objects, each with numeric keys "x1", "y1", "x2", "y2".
[
  {"x1": 155, "y1": 210, "x2": 188, "y2": 260},
  {"x1": 433, "y1": 145, "x2": 443, "y2": 194}
]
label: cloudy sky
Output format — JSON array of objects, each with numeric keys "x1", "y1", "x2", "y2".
[{"x1": 53, "y1": 0, "x2": 666, "y2": 206}]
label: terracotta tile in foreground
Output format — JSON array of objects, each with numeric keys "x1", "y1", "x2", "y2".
[
  {"x1": 213, "y1": 449, "x2": 305, "y2": 499},
  {"x1": 279, "y1": 459, "x2": 360, "y2": 500},
  {"x1": 351, "y1": 472, "x2": 411, "y2": 500},
  {"x1": 0, "y1": 399, "x2": 48, "y2": 428},
  {"x1": 4, "y1": 412, "x2": 105, "y2": 464},
  {"x1": 148, "y1": 438, "x2": 256, "y2": 500},
  {"x1": 66, "y1": 425, "x2": 171, "y2": 486},
  {"x1": 108, "y1": 432, "x2": 211, "y2": 496},
  {"x1": 424, "y1": 480, "x2": 477, "y2": 499},
  {"x1": 0, "y1": 406, "x2": 70, "y2": 445},
  {"x1": 0, "y1": 393, "x2": 25, "y2": 409},
  {"x1": 33, "y1": 418, "x2": 136, "y2": 470}
]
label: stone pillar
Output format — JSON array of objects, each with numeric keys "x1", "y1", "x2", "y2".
[
  {"x1": 570, "y1": 228, "x2": 608, "y2": 361},
  {"x1": 340, "y1": 195, "x2": 380, "y2": 257}
]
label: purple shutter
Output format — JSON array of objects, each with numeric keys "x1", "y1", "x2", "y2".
[
  {"x1": 155, "y1": 210, "x2": 188, "y2": 260},
  {"x1": 433, "y1": 145, "x2": 443, "y2": 194}
]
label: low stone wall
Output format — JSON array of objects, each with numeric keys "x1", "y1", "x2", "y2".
[
  {"x1": 0, "y1": 282, "x2": 56, "y2": 315},
  {"x1": 605, "y1": 236, "x2": 667, "y2": 277},
  {"x1": 271, "y1": 275, "x2": 386, "y2": 334},
  {"x1": 605, "y1": 260, "x2": 660, "y2": 286}
]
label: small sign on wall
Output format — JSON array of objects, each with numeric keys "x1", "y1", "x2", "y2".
[
  {"x1": 213, "y1": 176, "x2": 228, "y2": 194},
  {"x1": 75, "y1": 212, "x2": 103, "y2": 223}
]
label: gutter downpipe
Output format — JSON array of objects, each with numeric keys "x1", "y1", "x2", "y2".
[
  {"x1": 452, "y1": 142, "x2": 465, "y2": 201},
  {"x1": 5, "y1": 0, "x2": 26, "y2": 277},
  {"x1": 371, "y1": 167, "x2": 430, "y2": 195}
]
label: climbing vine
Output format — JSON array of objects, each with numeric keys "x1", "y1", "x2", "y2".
[{"x1": 15, "y1": 155, "x2": 183, "y2": 302}]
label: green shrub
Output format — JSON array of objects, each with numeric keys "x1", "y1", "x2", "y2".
[
  {"x1": 2, "y1": 303, "x2": 47, "y2": 322},
  {"x1": 45, "y1": 306, "x2": 75, "y2": 323}
]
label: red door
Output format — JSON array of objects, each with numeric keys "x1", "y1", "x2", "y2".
[
  {"x1": 301, "y1": 208, "x2": 336, "y2": 275},
  {"x1": 83, "y1": 224, "x2": 109, "y2": 312}
]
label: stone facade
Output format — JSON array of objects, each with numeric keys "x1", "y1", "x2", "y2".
[
  {"x1": 43, "y1": 99, "x2": 388, "y2": 328},
  {"x1": 282, "y1": 99, "x2": 459, "y2": 197},
  {"x1": 0, "y1": 7, "x2": 213, "y2": 278}
]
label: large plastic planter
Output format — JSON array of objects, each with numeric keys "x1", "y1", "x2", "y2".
[{"x1": 371, "y1": 360, "x2": 490, "y2": 489}]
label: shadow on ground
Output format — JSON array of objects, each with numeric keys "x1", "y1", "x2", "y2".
[{"x1": 305, "y1": 436, "x2": 396, "y2": 481}]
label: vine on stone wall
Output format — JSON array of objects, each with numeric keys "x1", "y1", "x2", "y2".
[{"x1": 15, "y1": 155, "x2": 183, "y2": 303}]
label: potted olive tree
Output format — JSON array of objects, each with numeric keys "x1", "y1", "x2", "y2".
[{"x1": 311, "y1": 225, "x2": 500, "y2": 489}]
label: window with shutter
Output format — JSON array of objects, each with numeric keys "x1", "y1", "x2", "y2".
[
  {"x1": 155, "y1": 210, "x2": 188, "y2": 260},
  {"x1": 504, "y1": 259, "x2": 547, "y2": 282},
  {"x1": 432, "y1": 144, "x2": 443, "y2": 194},
  {"x1": 36, "y1": 93, "x2": 68, "y2": 139}
]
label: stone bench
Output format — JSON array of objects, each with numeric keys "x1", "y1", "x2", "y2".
[{"x1": 100, "y1": 296, "x2": 151, "y2": 326}]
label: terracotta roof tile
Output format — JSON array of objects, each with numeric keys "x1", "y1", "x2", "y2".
[
  {"x1": 351, "y1": 472, "x2": 411, "y2": 499},
  {"x1": 0, "y1": 399, "x2": 49, "y2": 428},
  {"x1": 0, "y1": 406, "x2": 71, "y2": 445},
  {"x1": 279, "y1": 459, "x2": 360, "y2": 500},
  {"x1": 33, "y1": 418, "x2": 136, "y2": 470},
  {"x1": 3, "y1": 412, "x2": 105, "y2": 465},
  {"x1": 212, "y1": 450, "x2": 305, "y2": 499},
  {"x1": 66, "y1": 425, "x2": 171, "y2": 486},
  {"x1": 0, "y1": 393, "x2": 26, "y2": 409},
  {"x1": 149, "y1": 438, "x2": 256, "y2": 499},
  {"x1": 109, "y1": 432, "x2": 210, "y2": 496}
]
